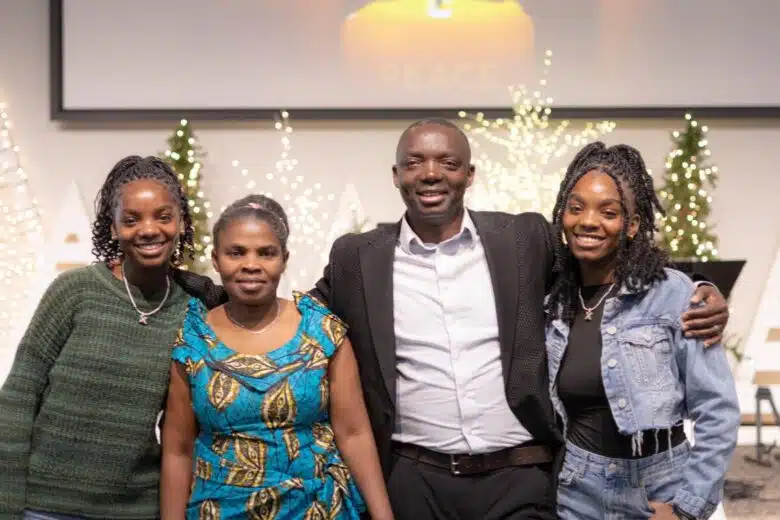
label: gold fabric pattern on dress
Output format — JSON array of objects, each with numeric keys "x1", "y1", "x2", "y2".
[
  {"x1": 282, "y1": 477, "x2": 305, "y2": 489},
  {"x1": 283, "y1": 426, "x2": 301, "y2": 460},
  {"x1": 304, "y1": 501, "x2": 329, "y2": 520},
  {"x1": 262, "y1": 380, "x2": 297, "y2": 429},
  {"x1": 300, "y1": 334, "x2": 328, "y2": 370},
  {"x1": 203, "y1": 334, "x2": 218, "y2": 349},
  {"x1": 329, "y1": 490, "x2": 344, "y2": 520},
  {"x1": 185, "y1": 358, "x2": 205, "y2": 376},
  {"x1": 207, "y1": 371, "x2": 240, "y2": 411},
  {"x1": 225, "y1": 434, "x2": 267, "y2": 487},
  {"x1": 312, "y1": 422, "x2": 335, "y2": 451},
  {"x1": 327, "y1": 464, "x2": 351, "y2": 494},
  {"x1": 222, "y1": 354, "x2": 279, "y2": 379},
  {"x1": 319, "y1": 378, "x2": 329, "y2": 412},
  {"x1": 314, "y1": 452, "x2": 327, "y2": 480},
  {"x1": 195, "y1": 458, "x2": 212, "y2": 481},
  {"x1": 212, "y1": 436, "x2": 231, "y2": 455},
  {"x1": 199, "y1": 500, "x2": 221, "y2": 520},
  {"x1": 246, "y1": 487, "x2": 281, "y2": 520},
  {"x1": 322, "y1": 314, "x2": 347, "y2": 347}
]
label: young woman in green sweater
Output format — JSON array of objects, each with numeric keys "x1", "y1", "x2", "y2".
[{"x1": 0, "y1": 156, "x2": 197, "y2": 520}]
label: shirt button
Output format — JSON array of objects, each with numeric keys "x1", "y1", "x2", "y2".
[
  {"x1": 606, "y1": 326, "x2": 617, "y2": 335},
  {"x1": 608, "y1": 359, "x2": 617, "y2": 368},
  {"x1": 618, "y1": 398, "x2": 627, "y2": 409}
]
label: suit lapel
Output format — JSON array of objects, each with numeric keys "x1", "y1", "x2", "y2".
[
  {"x1": 360, "y1": 223, "x2": 399, "y2": 407},
  {"x1": 472, "y1": 212, "x2": 519, "y2": 385}
]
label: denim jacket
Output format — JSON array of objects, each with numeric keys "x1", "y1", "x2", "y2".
[{"x1": 545, "y1": 268, "x2": 740, "y2": 519}]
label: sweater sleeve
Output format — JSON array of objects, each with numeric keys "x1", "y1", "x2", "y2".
[{"x1": 0, "y1": 271, "x2": 81, "y2": 519}]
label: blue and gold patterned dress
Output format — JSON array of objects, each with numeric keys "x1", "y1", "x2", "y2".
[{"x1": 172, "y1": 292, "x2": 366, "y2": 520}]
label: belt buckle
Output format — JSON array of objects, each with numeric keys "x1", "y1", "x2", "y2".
[{"x1": 449, "y1": 454, "x2": 461, "y2": 475}]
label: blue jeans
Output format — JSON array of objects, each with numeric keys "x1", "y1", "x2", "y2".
[
  {"x1": 557, "y1": 440, "x2": 691, "y2": 520},
  {"x1": 24, "y1": 511, "x2": 84, "y2": 520}
]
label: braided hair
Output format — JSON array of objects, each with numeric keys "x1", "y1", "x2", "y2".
[
  {"x1": 212, "y1": 194, "x2": 290, "y2": 254},
  {"x1": 91, "y1": 155, "x2": 194, "y2": 266},
  {"x1": 545, "y1": 142, "x2": 669, "y2": 325}
]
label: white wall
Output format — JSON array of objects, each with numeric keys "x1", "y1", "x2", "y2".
[{"x1": 2, "y1": 0, "x2": 779, "y2": 348}]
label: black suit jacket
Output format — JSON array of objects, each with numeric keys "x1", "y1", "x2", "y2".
[{"x1": 308, "y1": 210, "x2": 564, "y2": 479}]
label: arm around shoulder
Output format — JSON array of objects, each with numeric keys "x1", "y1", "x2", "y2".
[{"x1": 0, "y1": 269, "x2": 83, "y2": 517}]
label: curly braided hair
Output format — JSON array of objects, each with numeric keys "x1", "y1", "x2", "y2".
[
  {"x1": 545, "y1": 142, "x2": 669, "y2": 325},
  {"x1": 91, "y1": 155, "x2": 194, "y2": 266}
]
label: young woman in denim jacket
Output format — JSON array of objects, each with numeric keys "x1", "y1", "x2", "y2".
[{"x1": 544, "y1": 142, "x2": 740, "y2": 520}]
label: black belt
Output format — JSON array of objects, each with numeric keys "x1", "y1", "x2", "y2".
[{"x1": 393, "y1": 441, "x2": 554, "y2": 476}]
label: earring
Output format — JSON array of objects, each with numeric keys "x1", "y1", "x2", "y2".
[{"x1": 561, "y1": 232, "x2": 568, "y2": 246}]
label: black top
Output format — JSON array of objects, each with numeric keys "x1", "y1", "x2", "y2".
[{"x1": 557, "y1": 284, "x2": 684, "y2": 458}]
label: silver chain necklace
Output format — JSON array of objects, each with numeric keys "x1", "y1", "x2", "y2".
[
  {"x1": 225, "y1": 299, "x2": 281, "y2": 334},
  {"x1": 120, "y1": 263, "x2": 171, "y2": 325},
  {"x1": 578, "y1": 283, "x2": 615, "y2": 321}
]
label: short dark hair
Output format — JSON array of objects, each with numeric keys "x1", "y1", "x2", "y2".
[
  {"x1": 395, "y1": 117, "x2": 471, "y2": 164},
  {"x1": 91, "y1": 155, "x2": 193, "y2": 266},
  {"x1": 545, "y1": 141, "x2": 669, "y2": 325},
  {"x1": 212, "y1": 194, "x2": 290, "y2": 253}
]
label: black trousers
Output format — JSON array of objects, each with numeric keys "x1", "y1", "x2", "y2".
[{"x1": 386, "y1": 453, "x2": 557, "y2": 520}]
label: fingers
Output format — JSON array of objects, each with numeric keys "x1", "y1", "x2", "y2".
[
  {"x1": 683, "y1": 304, "x2": 728, "y2": 322},
  {"x1": 684, "y1": 322, "x2": 724, "y2": 346},
  {"x1": 682, "y1": 312, "x2": 728, "y2": 333}
]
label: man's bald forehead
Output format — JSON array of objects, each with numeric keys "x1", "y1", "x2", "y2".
[{"x1": 395, "y1": 118, "x2": 471, "y2": 164}]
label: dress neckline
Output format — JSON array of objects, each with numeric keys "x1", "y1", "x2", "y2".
[{"x1": 190, "y1": 293, "x2": 309, "y2": 359}]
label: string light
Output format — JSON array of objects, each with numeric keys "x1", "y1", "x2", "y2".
[
  {"x1": 323, "y1": 183, "x2": 372, "y2": 266},
  {"x1": 656, "y1": 113, "x2": 718, "y2": 261},
  {"x1": 162, "y1": 119, "x2": 213, "y2": 273},
  {"x1": 0, "y1": 101, "x2": 44, "y2": 342},
  {"x1": 458, "y1": 50, "x2": 616, "y2": 218},
  {"x1": 226, "y1": 111, "x2": 338, "y2": 293}
]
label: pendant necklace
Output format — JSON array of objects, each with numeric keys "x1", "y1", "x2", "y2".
[
  {"x1": 121, "y1": 263, "x2": 171, "y2": 325},
  {"x1": 578, "y1": 283, "x2": 615, "y2": 321}
]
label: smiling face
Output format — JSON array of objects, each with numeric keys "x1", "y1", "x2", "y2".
[
  {"x1": 392, "y1": 123, "x2": 474, "y2": 231},
  {"x1": 212, "y1": 216, "x2": 287, "y2": 307},
  {"x1": 562, "y1": 169, "x2": 640, "y2": 273},
  {"x1": 111, "y1": 179, "x2": 181, "y2": 270}
]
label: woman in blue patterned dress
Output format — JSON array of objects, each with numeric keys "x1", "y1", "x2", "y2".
[{"x1": 160, "y1": 195, "x2": 394, "y2": 520}]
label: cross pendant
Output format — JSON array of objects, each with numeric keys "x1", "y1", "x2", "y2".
[
  {"x1": 584, "y1": 310, "x2": 593, "y2": 321},
  {"x1": 139, "y1": 315, "x2": 148, "y2": 325}
]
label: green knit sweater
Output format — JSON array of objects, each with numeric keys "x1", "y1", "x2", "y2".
[{"x1": 0, "y1": 263, "x2": 189, "y2": 519}]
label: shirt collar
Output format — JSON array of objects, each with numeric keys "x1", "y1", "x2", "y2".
[{"x1": 398, "y1": 211, "x2": 477, "y2": 253}]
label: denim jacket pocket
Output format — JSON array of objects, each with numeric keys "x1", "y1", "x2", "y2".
[{"x1": 619, "y1": 325, "x2": 675, "y2": 391}]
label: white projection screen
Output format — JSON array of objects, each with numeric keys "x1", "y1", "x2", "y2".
[{"x1": 51, "y1": 0, "x2": 780, "y2": 120}]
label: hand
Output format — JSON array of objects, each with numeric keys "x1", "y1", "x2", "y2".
[
  {"x1": 682, "y1": 284, "x2": 729, "y2": 347},
  {"x1": 649, "y1": 501, "x2": 678, "y2": 519}
]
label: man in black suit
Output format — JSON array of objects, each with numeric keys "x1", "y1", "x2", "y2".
[
  {"x1": 307, "y1": 118, "x2": 729, "y2": 519},
  {"x1": 175, "y1": 118, "x2": 729, "y2": 519}
]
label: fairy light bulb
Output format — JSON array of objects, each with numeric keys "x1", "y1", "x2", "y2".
[
  {"x1": 0, "y1": 101, "x2": 45, "y2": 343},
  {"x1": 458, "y1": 49, "x2": 616, "y2": 217}
]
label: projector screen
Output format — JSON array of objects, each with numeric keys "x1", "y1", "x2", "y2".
[{"x1": 52, "y1": 0, "x2": 780, "y2": 119}]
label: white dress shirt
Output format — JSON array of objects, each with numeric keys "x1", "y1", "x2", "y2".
[{"x1": 391, "y1": 212, "x2": 533, "y2": 454}]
